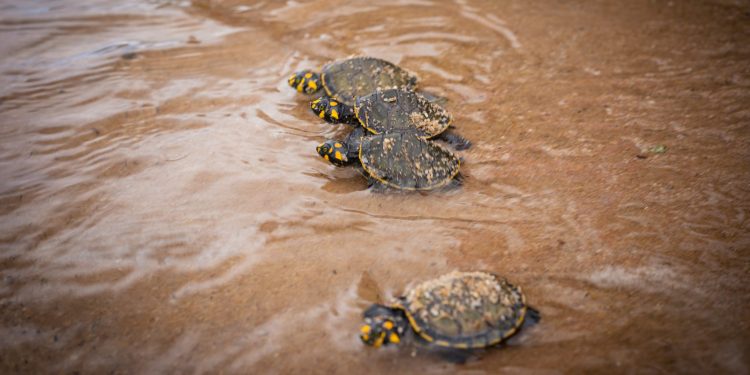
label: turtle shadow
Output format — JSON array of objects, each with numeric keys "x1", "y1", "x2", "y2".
[{"x1": 320, "y1": 175, "x2": 369, "y2": 194}]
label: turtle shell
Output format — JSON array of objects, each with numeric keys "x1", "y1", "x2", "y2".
[
  {"x1": 321, "y1": 57, "x2": 417, "y2": 107},
  {"x1": 359, "y1": 133, "x2": 459, "y2": 190},
  {"x1": 397, "y1": 271, "x2": 528, "y2": 349},
  {"x1": 355, "y1": 88, "x2": 451, "y2": 139}
]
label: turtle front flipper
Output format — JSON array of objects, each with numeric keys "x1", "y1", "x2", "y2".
[
  {"x1": 310, "y1": 96, "x2": 358, "y2": 126},
  {"x1": 288, "y1": 70, "x2": 322, "y2": 94}
]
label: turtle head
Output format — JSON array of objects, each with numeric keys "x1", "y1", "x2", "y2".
[
  {"x1": 311, "y1": 97, "x2": 358, "y2": 124},
  {"x1": 360, "y1": 304, "x2": 408, "y2": 348},
  {"x1": 311, "y1": 96, "x2": 349, "y2": 124},
  {"x1": 288, "y1": 70, "x2": 321, "y2": 94},
  {"x1": 316, "y1": 139, "x2": 349, "y2": 166}
]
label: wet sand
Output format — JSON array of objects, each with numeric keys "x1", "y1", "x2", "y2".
[{"x1": 1, "y1": 0, "x2": 749, "y2": 373}]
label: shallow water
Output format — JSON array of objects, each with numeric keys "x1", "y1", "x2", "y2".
[{"x1": 1, "y1": 0, "x2": 749, "y2": 373}]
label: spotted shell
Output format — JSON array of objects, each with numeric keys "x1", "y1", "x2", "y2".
[
  {"x1": 396, "y1": 271, "x2": 528, "y2": 349},
  {"x1": 355, "y1": 88, "x2": 451, "y2": 138},
  {"x1": 358, "y1": 132, "x2": 459, "y2": 190},
  {"x1": 321, "y1": 57, "x2": 417, "y2": 107}
]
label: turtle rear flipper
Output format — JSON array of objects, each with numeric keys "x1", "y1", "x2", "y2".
[
  {"x1": 419, "y1": 90, "x2": 449, "y2": 106},
  {"x1": 522, "y1": 306, "x2": 541, "y2": 328},
  {"x1": 439, "y1": 173, "x2": 464, "y2": 191},
  {"x1": 436, "y1": 128, "x2": 472, "y2": 150}
]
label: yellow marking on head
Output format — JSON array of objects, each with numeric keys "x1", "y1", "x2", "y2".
[
  {"x1": 319, "y1": 110, "x2": 326, "y2": 119},
  {"x1": 324, "y1": 155, "x2": 329, "y2": 161},
  {"x1": 362, "y1": 334, "x2": 369, "y2": 341},
  {"x1": 327, "y1": 147, "x2": 333, "y2": 155},
  {"x1": 360, "y1": 325, "x2": 371, "y2": 335},
  {"x1": 307, "y1": 80, "x2": 317, "y2": 90},
  {"x1": 334, "y1": 143, "x2": 343, "y2": 148},
  {"x1": 304, "y1": 72, "x2": 313, "y2": 78},
  {"x1": 312, "y1": 98, "x2": 321, "y2": 105},
  {"x1": 288, "y1": 75, "x2": 296, "y2": 85},
  {"x1": 329, "y1": 101, "x2": 338, "y2": 107},
  {"x1": 296, "y1": 78, "x2": 305, "y2": 92},
  {"x1": 383, "y1": 321, "x2": 394, "y2": 330},
  {"x1": 389, "y1": 332, "x2": 400, "y2": 344},
  {"x1": 334, "y1": 151, "x2": 342, "y2": 160},
  {"x1": 331, "y1": 109, "x2": 339, "y2": 120},
  {"x1": 373, "y1": 332, "x2": 386, "y2": 348}
]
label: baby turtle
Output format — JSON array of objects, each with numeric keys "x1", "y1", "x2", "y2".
[
  {"x1": 288, "y1": 56, "x2": 417, "y2": 125},
  {"x1": 359, "y1": 271, "x2": 539, "y2": 354},
  {"x1": 316, "y1": 127, "x2": 460, "y2": 191},
  {"x1": 355, "y1": 88, "x2": 470, "y2": 150}
]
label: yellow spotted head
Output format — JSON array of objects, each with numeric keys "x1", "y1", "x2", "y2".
[
  {"x1": 310, "y1": 96, "x2": 353, "y2": 124},
  {"x1": 360, "y1": 304, "x2": 408, "y2": 348},
  {"x1": 316, "y1": 140, "x2": 349, "y2": 167},
  {"x1": 288, "y1": 70, "x2": 321, "y2": 94}
]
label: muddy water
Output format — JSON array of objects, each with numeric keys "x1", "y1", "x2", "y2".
[{"x1": 1, "y1": 0, "x2": 749, "y2": 373}]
